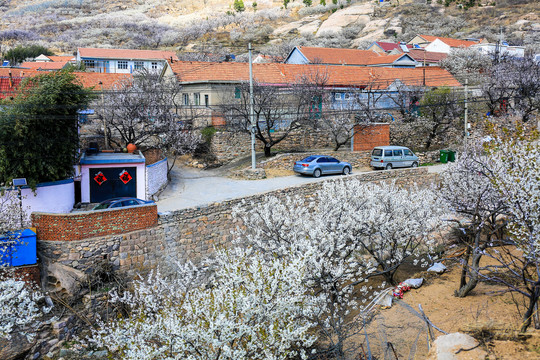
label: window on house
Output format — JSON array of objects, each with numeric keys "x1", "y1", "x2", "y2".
[
  {"x1": 334, "y1": 93, "x2": 343, "y2": 100},
  {"x1": 194, "y1": 93, "x2": 200, "y2": 106},
  {"x1": 182, "y1": 93, "x2": 189, "y2": 105},
  {"x1": 204, "y1": 94, "x2": 209, "y2": 107},
  {"x1": 83, "y1": 60, "x2": 95, "y2": 68},
  {"x1": 234, "y1": 87, "x2": 241, "y2": 99},
  {"x1": 134, "y1": 61, "x2": 145, "y2": 70},
  {"x1": 344, "y1": 93, "x2": 352, "y2": 100},
  {"x1": 118, "y1": 61, "x2": 128, "y2": 70},
  {"x1": 151, "y1": 62, "x2": 158, "y2": 70}
]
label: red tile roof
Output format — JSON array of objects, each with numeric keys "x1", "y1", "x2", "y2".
[
  {"x1": 78, "y1": 48, "x2": 179, "y2": 61},
  {"x1": 19, "y1": 62, "x2": 69, "y2": 70},
  {"x1": 0, "y1": 76, "x2": 23, "y2": 99},
  {"x1": 0, "y1": 69, "x2": 130, "y2": 96},
  {"x1": 169, "y1": 61, "x2": 461, "y2": 88},
  {"x1": 46, "y1": 55, "x2": 75, "y2": 62},
  {"x1": 72, "y1": 72, "x2": 131, "y2": 90},
  {"x1": 406, "y1": 49, "x2": 448, "y2": 63},
  {"x1": 374, "y1": 42, "x2": 413, "y2": 52},
  {"x1": 296, "y1": 46, "x2": 404, "y2": 66},
  {"x1": 418, "y1": 35, "x2": 480, "y2": 48}
]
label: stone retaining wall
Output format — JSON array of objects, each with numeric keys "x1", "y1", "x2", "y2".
[
  {"x1": 211, "y1": 129, "x2": 335, "y2": 163},
  {"x1": 38, "y1": 168, "x2": 437, "y2": 280},
  {"x1": 259, "y1": 151, "x2": 373, "y2": 170}
]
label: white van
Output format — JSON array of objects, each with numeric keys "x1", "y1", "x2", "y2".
[{"x1": 370, "y1": 146, "x2": 419, "y2": 170}]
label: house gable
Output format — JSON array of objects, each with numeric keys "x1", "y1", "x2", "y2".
[{"x1": 284, "y1": 47, "x2": 312, "y2": 65}]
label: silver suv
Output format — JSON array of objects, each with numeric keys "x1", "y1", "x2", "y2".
[{"x1": 370, "y1": 146, "x2": 419, "y2": 170}]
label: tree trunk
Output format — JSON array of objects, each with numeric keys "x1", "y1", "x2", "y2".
[
  {"x1": 459, "y1": 245, "x2": 472, "y2": 290},
  {"x1": 520, "y1": 281, "x2": 540, "y2": 333},
  {"x1": 455, "y1": 233, "x2": 482, "y2": 298},
  {"x1": 264, "y1": 145, "x2": 271, "y2": 157},
  {"x1": 455, "y1": 251, "x2": 482, "y2": 297},
  {"x1": 383, "y1": 269, "x2": 397, "y2": 286}
]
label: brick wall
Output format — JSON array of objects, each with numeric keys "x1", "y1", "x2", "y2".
[
  {"x1": 0, "y1": 264, "x2": 41, "y2": 287},
  {"x1": 32, "y1": 204, "x2": 158, "y2": 241},
  {"x1": 353, "y1": 124, "x2": 390, "y2": 151}
]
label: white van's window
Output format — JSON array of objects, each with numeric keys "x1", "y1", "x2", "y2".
[
  {"x1": 393, "y1": 150, "x2": 402, "y2": 156},
  {"x1": 384, "y1": 150, "x2": 392, "y2": 157},
  {"x1": 404, "y1": 149, "x2": 413, "y2": 156},
  {"x1": 372, "y1": 149, "x2": 382, "y2": 156}
]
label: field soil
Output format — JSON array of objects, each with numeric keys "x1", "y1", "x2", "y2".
[{"x1": 363, "y1": 253, "x2": 540, "y2": 359}]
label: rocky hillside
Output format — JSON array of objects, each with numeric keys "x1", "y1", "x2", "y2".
[{"x1": 0, "y1": 0, "x2": 538, "y2": 59}]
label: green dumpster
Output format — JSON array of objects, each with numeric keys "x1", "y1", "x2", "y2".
[
  {"x1": 439, "y1": 149, "x2": 449, "y2": 164},
  {"x1": 448, "y1": 150, "x2": 456, "y2": 162}
]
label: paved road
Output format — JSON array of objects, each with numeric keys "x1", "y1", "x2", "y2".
[{"x1": 156, "y1": 163, "x2": 446, "y2": 212}]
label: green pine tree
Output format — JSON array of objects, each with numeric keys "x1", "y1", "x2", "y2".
[{"x1": 233, "y1": 0, "x2": 245, "y2": 12}]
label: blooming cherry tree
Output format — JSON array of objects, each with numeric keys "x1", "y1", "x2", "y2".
[
  {"x1": 235, "y1": 179, "x2": 445, "y2": 357},
  {"x1": 88, "y1": 247, "x2": 323, "y2": 360},
  {"x1": 481, "y1": 134, "x2": 540, "y2": 332},
  {"x1": 438, "y1": 140, "x2": 507, "y2": 297}
]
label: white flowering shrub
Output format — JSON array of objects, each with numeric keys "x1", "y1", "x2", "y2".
[
  {"x1": 0, "y1": 278, "x2": 49, "y2": 341},
  {"x1": 88, "y1": 247, "x2": 323, "y2": 360}
]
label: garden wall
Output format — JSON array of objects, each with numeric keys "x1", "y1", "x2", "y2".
[
  {"x1": 146, "y1": 157, "x2": 168, "y2": 199},
  {"x1": 38, "y1": 168, "x2": 437, "y2": 281},
  {"x1": 32, "y1": 204, "x2": 158, "y2": 242},
  {"x1": 2, "y1": 179, "x2": 75, "y2": 219}
]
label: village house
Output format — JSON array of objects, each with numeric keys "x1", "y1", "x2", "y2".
[
  {"x1": 164, "y1": 60, "x2": 461, "y2": 128},
  {"x1": 76, "y1": 47, "x2": 179, "y2": 74},
  {"x1": 284, "y1": 46, "x2": 418, "y2": 68},
  {"x1": 18, "y1": 54, "x2": 75, "y2": 71},
  {"x1": 407, "y1": 34, "x2": 484, "y2": 54}
]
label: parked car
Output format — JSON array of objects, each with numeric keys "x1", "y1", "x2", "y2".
[
  {"x1": 93, "y1": 197, "x2": 155, "y2": 210},
  {"x1": 293, "y1": 155, "x2": 352, "y2": 178},
  {"x1": 370, "y1": 146, "x2": 419, "y2": 170}
]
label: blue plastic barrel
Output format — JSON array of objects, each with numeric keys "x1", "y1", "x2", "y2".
[{"x1": 0, "y1": 229, "x2": 37, "y2": 267}]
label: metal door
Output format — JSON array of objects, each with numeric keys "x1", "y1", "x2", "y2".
[{"x1": 90, "y1": 167, "x2": 137, "y2": 203}]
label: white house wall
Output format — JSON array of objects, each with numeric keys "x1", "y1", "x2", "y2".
[
  {"x1": 146, "y1": 158, "x2": 168, "y2": 199},
  {"x1": 3, "y1": 179, "x2": 75, "y2": 218},
  {"x1": 425, "y1": 39, "x2": 451, "y2": 54}
]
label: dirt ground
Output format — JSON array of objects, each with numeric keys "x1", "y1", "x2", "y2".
[{"x1": 362, "y1": 258, "x2": 540, "y2": 359}]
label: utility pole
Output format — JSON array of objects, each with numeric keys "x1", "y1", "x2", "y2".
[
  {"x1": 464, "y1": 78, "x2": 469, "y2": 144},
  {"x1": 99, "y1": 81, "x2": 109, "y2": 149},
  {"x1": 248, "y1": 43, "x2": 256, "y2": 170}
]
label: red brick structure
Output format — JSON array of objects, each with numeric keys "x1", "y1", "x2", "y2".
[
  {"x1": 0, "y1": 264, "x2": 41, "y2": 287},
  {"x1": 353, "y1": 123, "x2": 390, "y2": 151},
  {"x1": 32, "y1": 205, "x2": 158, "y2": 241}
]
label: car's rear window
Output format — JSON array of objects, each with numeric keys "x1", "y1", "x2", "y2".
[
  {"x1": 372, "y1": 149, "x2": 382, "y2": 157},
  {"x1": 93, "y1": 203, "x2": 109, "y2": 210},
  {"x1": 301, "y1": 156, "x2": 317, "y2": 162}
]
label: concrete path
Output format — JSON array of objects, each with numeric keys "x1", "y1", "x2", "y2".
[
  {"x1": 157, "y1": 166, "x2": 331, "y2": 212},
  {"x1": 156, "y1": 163, "x2": 447, "y2": 212}
]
